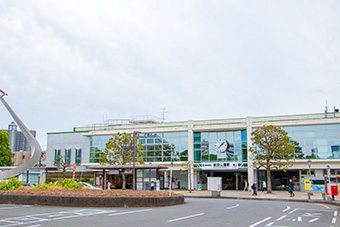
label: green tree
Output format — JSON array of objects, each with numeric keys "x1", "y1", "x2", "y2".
[
  {"x1": 249, "y1": 125, "x2": 295, "y2": 193},
  {"x1": 0, "y1": 130, "x2": 13, "y2": 166},
  {"x1": 101, "y1": 132, "x2": 144, "y2": 190}
]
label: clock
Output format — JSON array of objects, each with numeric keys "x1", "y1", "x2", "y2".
[{"x1": 214, "y1": 139, "x2": 229, "y2": 153}]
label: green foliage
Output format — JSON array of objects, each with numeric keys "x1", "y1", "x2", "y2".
[
  {"x1": 59, "y1": 179, "x2": 83, "y2": 189},
  {"x1": 249, "y1": 125, "x2": 295, "y2": 193},
  {"x1": 0, "y1": 130, "x2": 13, "y2": 166},
  {"x1": 250, "y1": 125, "x2": 295, "y2": 170},
  {"x1": 0, "y1": 177, "x2": 23, "y2": 190},
  {"x1": 35, "y1": 179, "x2": 82, "y2": 190},
  {"x1": 35, "y1": 183, "x2": 58, "y2": 190},
  {"x1": 101, "y1": 132, "x2": 144, "y2": 165}
]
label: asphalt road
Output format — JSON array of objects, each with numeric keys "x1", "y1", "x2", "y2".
[{"x1": 0, "y1": 198, "x2": 338, "y2": 227}]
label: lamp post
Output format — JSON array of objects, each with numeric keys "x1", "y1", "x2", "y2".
[
  {"x1": 132, "y1": 131, "x2": 141, "y2": 190},
  {"x1": 308, "y1": 159, "x2": 311, "y2": 177}
]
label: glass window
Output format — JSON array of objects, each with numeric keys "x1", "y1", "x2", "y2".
[
  {"x1": 65, "y1": 149, "x2": 71, "y2": 164},
  {"x1": 75, "y1": 149, "x2": 82, "y2": 164},
  {"x1": 54, "y1": 149, "x2": 61, "y2": 164}
]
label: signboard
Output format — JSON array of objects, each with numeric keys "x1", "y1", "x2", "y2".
[
  {"x1": 201, "y1": 162, "x2": 238, "y2": 170},
  {"x1": 303, "y1": 179, "x2": 325, "y2": 191}
]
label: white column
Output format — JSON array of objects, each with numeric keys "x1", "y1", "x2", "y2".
[
  {"x1": 188, "y1": 120, "x2": 195, "y2": 190},
  {"x1": 247, "y1": 116, "x2": 254, "y2": 184}
]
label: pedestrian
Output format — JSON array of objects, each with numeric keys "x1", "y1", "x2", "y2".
[
  {"x1": 150, "y1": 181, "x2": 155, "y2": 191},
  {"x1": 262, "y1": 181, "x2": 267, "y2": 192},
  {"x1": 244, "y1": 179, "x2": 248, "y2": 191},
  {"x1": 251, "y1": 181, "x2": 257, "y2": 196},
  {"x1": 288, "y1": 179, "x2": 295, "y2": 197},
  {"x1": 107, "y1": 180, "x2": 111, "y2": 190}
]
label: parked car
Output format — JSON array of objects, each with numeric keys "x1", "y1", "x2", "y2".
[
  {"x1": 82, "y1": 182, "x2": 102, "y2": 190},
  {"x1": 23, "y1": 182, "x2": 36, "y2": 187}
]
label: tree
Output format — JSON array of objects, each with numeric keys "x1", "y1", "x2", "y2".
[
  {"x1": 0, "y1": 130, "x2": 13, "y2": 166},
  {"x1": 289, "y1": 140, "x2": 304, "y2": 159},
  {"x1": 249, "y1": 125, "x2": 295, "y2": 193},
  {"x1": 100, "y1": 132, "x2": 144, "y2": 190},
  {"x1": 54, "y1": 155, "x2": 72, "y2": 180}
]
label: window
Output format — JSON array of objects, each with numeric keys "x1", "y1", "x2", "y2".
[
  {"x1": 54, "y1": 149, "x2": 61, "y2": 164},
  {"x1": 75, "y1": 149, "x2": 82, "y2": 164},
  {"x1": 65, "y1": 149, "x2": 71, "y2": 164}
]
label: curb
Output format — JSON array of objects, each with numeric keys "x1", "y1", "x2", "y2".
[
  {"x1": 0, "y1": 194, "x2": 185, "y2": 207},
  {"x1": 183, "y1": 195, "x2": 340, "y2": 207}
]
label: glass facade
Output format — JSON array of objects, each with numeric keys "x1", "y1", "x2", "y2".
[
  {"x1": 194, "y1": 130, "x2": 247, "y2": 163},
  {"x1": 282, "y1": 124, "x2": 340, "y2": 159},
  {"x1": 89, "y1": 132, "x2": 188, "y2": 163}
]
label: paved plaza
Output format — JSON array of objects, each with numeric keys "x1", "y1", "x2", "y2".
[{"x1": 175, "y1": 189, "x2": 340, "y2": 206}]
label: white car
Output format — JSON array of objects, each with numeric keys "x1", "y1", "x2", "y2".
[{"x1": 82, "y1": 182, "x2": 102, "y2": 190}]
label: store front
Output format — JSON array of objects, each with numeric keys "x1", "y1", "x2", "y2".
[
  {"x1": 198, "y1": 162, "x2": 248, "y2": 190},
  {"x1": 86, "y1": 164, "x2": 167, "y2": 190}
]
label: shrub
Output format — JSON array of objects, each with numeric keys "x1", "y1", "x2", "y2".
[
  {"x1": 0, "y1": 177, "x2": 23, "y2": 190},
  {"x1": 35, "y1": 183, "x2": 59, "y2": 190},
  {"x1": 59, "y1": 179, "x2": 83, "y2": 189}
]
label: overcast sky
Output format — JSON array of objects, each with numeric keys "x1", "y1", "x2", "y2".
[{"x1": 0, "y1": 0, "x2": 339, "y2": 149}]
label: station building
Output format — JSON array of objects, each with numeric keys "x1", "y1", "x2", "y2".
[{"x1": 46, "y1": 111, "x2": 340, "y2": 191}]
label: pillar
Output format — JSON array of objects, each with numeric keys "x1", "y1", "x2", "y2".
[{"x1": 247, "y1": 116, "x2": 255, "y2": 184}]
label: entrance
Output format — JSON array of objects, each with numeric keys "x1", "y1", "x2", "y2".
[
  {"x1": 199, "y1": 171, "x2": 247, "y2": 190},
  {"x1": 270, "y1": 170, "x2": 299, "y2": 191}
]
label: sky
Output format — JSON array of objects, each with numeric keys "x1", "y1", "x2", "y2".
[{"x1": 0, "y1": 0, "x2": 339, "y2": 150}]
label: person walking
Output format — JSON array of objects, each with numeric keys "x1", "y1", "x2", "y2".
[
  {"x1": 288, "y1": 179, "x2": 295, "y2": 197},
  {"x1": 244, "y1": 179, "x2": 248, "y2": 191},
  {"x1": 251, "y1": 181, "x2": 257, "y2": 196},
  {"x1": 150, "y1": 181, "x2": 155, "y2": 191},
  {"x1": 262, "y1": 181, "x2": 267, "y2": 192}
]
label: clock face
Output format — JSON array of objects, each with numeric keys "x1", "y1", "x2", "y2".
[{"x1": 214, "y1": 139, "x2": 229, "y2": 153}]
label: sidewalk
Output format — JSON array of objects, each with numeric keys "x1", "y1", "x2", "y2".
[{"x1": 174, "y1": 190, "x2": 340, "y2": 206}]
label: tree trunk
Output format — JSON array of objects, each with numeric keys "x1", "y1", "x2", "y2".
[
  {"x1": 122, "y1": 173, "x2": 126, "y2": 190},
  {"x1": 267, "y1": 167, "x2": 272, "y2": 193}
]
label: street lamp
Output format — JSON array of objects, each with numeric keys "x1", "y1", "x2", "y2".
[
  {"x1": 132, "y1": 131, "x2": 141, "y2": 190},
  {"x1": 308, "y1": 159, "x2": 311, "y2": 177}
]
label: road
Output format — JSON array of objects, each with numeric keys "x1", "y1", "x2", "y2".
[{"x1": 0, "y1": 198, "x2": 338, "y2": 227}]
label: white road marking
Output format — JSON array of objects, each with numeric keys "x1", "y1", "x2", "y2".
[
  {"x1": 302, "y1": 212, "x2": 321, "y2": 217},
  {"x1": 332, "y1": 217, "x2": 337, "y2": 224},
  {"x1": 108, "y1": 209, "x2": 152, "y2": 216},
  {"x1": 282, "y1": 206, "x2": 290, "y2": 212},
  {"x1": 297, "y1": 216, "x2": 302, "y2": 222},
  {"x1": 289, "y1": 208, "x2": 298, "y2": 214},
  {"x1": 334, "y1": 211, "x2": 338, "y2": 217},
  {"x1": 0, "y1": 209, "x2": 113, "y2": 227},
  {"x1": 167, "y1": 213, "x2": 204, "y2": 223},
  {"x1": 309, "y1": 218, "x2": 319, "y2": 223},
  {"x1": 265, "y1": 222, "x2": 274, "y2": 226},
  {"x1": 249, "y1": 217, "x2": 271, "y2": 227},
  {"x1": 277, "y1": 215, "x2": 287, "y2": 221},
  {"x1": 0, "y1": 205, "x2": 32, "y2": 210},
  {"x1": 227, "y1": 204, "x2": 239, "y2": 209}
]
